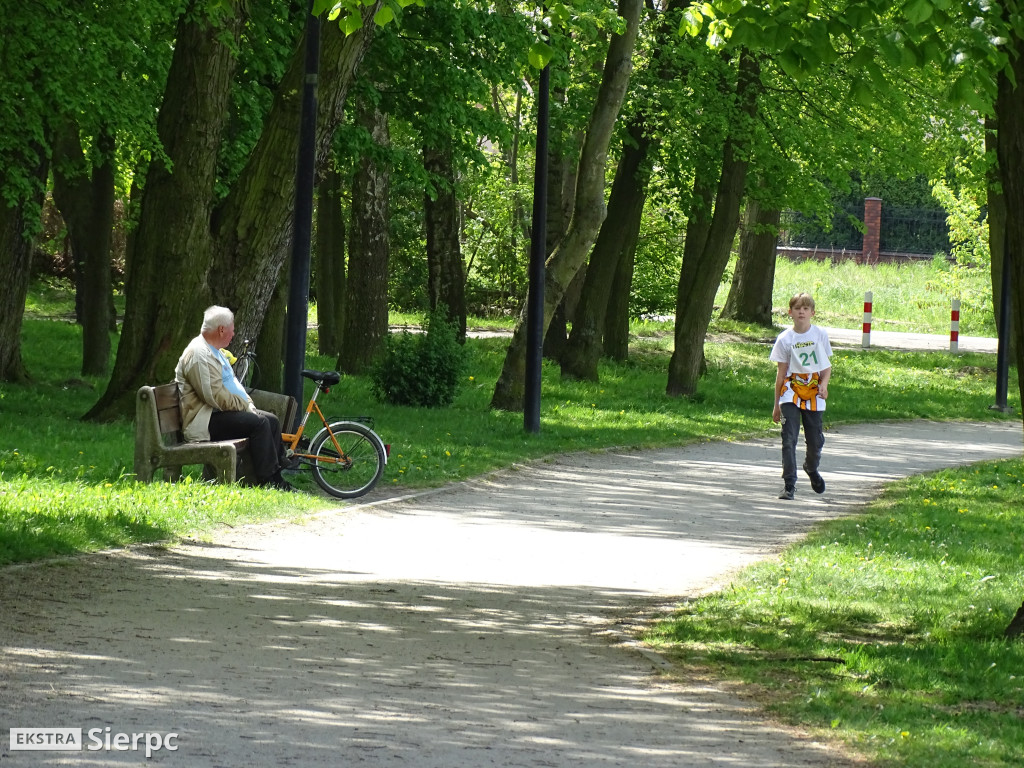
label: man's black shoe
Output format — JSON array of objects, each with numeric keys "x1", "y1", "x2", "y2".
[
  {"x1": 262, "y1": 472, "x2": 296, "y2": 493},
  {"x1": 778, "y1": 487, "x2": 795, "y2": 500},
  {"x1": 281, "y1": 455, "x2": 303, "y2": 471}
]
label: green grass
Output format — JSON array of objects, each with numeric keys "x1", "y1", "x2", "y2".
[
  {"x1": 767, "y1": 257, "x2": 996, "y2": 337},
  {"x1": 1, "y1": 304, "x2": 1017, "y2": 567},
  {"x1": 0, "y1": 313, "x2": 325, "y2": 564},
  {"x1": 644, "y1": 459, "x2": 1024, "y2": 768},
  {"x1": 0, "y1": 474, "x2": 319, "y2": 564}
]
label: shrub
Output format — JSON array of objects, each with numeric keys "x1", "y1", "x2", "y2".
[{"x1": 371, "y1": 309, "x2": 464, "y2": 407}]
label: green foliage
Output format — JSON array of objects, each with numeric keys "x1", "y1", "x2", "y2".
[
  {"x1": 931, "y1": 176, "x2": 990, "y2": 270},
  {"x1": 216, "y1": 2, "x2": 305, "y2": 200},
  {"x1": 645, "y1": 459, "x2": 1024, "y2": 768},
  {"x1": 0, "y1": 0, "x2": 173, "y2": 212},
  {"x1": 630, "y1": 204, "x2": 684, "y2": 317},
  {"x1": 370, "y1": 309, "x2": 465, "y2": 407},
  {"x1": 462, "y1": 159, "x2": 533, "y2": 314},
  {"x1": 924, "y1": 177, "x2": 993, "y2": 325},
  {"x1": 347, "y1": 1, "x2": 535, "y2": 316},
  {"x1": 315, "y1": 0, "x2": 424, "y2": 34},
  {"x1": 680, "y1": 0, "x2": 1012, "y2": 114}
]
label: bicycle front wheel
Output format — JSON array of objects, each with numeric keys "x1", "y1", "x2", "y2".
[{"x1": 309, "y1": 421, "x2": 385, "y2": 498}]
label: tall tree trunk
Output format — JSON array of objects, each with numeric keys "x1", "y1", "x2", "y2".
[
  {"x1": 565, "y1": 0, "x2": 685, "y2": 370},
  {"x1": 995, "y1": 22, "x2": 1024, "y2": 441},
  {"x1": 544, "y1": 267, "x2": 586, "y2": 363},
  {"x1": 211, "y1": 11, "x2": 380, "y2": 345},
  {"x1": 996, "y1": 7, "x2": 1024, "y2": 641},
  {"x1": 316, "y1": 166, "x2": 346, "y2": 356},
  {"x1": 0, "y1": 148, "x2": 47, "y2": 383},
  {"x1": 256, "y1": 277, "x2": 288, "y2": 394},
  {"x1": 540, "y1": 100, "x2": 581, "y2": 363},
  {"x1": 603, "y1": 224, "x2": 637, "y2": 361},
  {"x1": 423, "y1": 142, "x2": 466, "y2": 341},
  {"x1": 85, "y1": 3, "x2": 243, "y2": 420},
  {"x1": 667, "y1": 171, "x2": 714, "y2": 377},
  {"x1": 986, "y1": 116, "x2": 1017, "y2": 357},
  {"x1": 490, "y1": 0, "x2": 643, "y2": 411},
  {"x1": 51, "y1": 122, "x2": 115, "y2": 376},
  {"x1": 547, "y1": 84, "x2": 578, "y2": 251},
  {"x1": 542, "y1": 273, "x2": 578, "y2": 363},
  {"x1": 85, "y1": 3, "x2": 381, "y2": 420},
  {"x1": 0, "y1": 200, "x2": 34, "y2": 384},
  {"x1": 561, "y1": 117, "x2": 652, "y2": 380},
  {"x1": 666, "y1": 51, "x2": 760, "y2": 398},
  {"x1": 721, "y1": 198, "x2": 780, "y2": 327},
  {"x1": 338, "y1": 99, "x2": 390, "y2": 375}
]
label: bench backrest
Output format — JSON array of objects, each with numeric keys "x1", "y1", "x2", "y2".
[
  {"x1": 152, "y1": 382, "x2": 184, "y2": 443},
  {"x1": 140, "y1": 382, "x2": 298, "y2": 444}
]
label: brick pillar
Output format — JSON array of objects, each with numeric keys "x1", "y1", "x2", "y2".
[{"x1": 862, "y1": 197, "x2": 882, "y2": 264}]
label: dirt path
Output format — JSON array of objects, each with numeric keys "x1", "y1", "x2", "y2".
[{"x1": 2, "y1": 421, "x2": 1021, "y2": 766}]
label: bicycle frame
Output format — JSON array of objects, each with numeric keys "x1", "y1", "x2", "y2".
[
  {"x1": 282, "y1": 381, "x2": 336, "y2": 458},
  {"x1": 233, "y1": 342, "x2": 386, "y2": 497},
  {"x1": 274, "y1": 371, "x2": 387, "y2": 498}
]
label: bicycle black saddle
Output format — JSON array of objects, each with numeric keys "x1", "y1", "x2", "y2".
[{"x1": 301, "y1": 369, "x2": 341, "y2": 386}]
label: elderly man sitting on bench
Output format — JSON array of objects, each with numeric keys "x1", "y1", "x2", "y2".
[{"x1": 174, "y1": 305, "x2": 292, "y2": 491}]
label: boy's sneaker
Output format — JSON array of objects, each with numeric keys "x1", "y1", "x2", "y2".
[
  {"x1": 804, "y1": 463, "x2": 826, "y2": 494},
  {"x1": 778, "y1": 486, "x2": 795, "y2": 500}
]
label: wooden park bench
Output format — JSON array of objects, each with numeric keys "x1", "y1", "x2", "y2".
[{"x1": 134, "y1": 383, "x2": 297, "y2": 485}]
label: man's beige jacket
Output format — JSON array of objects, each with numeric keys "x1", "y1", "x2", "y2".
[{"x1": 174, "y1": 334, "x2": 254, "y2": 442}]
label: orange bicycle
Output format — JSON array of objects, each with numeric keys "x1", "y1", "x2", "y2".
[{"x1": 234, "y1": 342, "x2": 388, "y2": 498}]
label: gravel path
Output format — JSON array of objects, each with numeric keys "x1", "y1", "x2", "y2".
[{"x1": 2, "y1": 419, "x2": 1021, "y2": 766}]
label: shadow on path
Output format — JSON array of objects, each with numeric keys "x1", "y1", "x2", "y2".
[{"x1": 0, "y1": 420, "x2": 1019, "y2": 767}]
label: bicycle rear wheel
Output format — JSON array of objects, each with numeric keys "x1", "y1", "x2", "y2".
[{"x1": 309, "y1": 421, "x2": 385, "y2": 498}]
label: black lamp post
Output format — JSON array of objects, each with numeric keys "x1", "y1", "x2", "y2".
[
  {"x1": 284, "y1": 2, "x2": 320, "y2": 429},
  {"x1": 524, "y1": 61, "x2": 550, "y2": 433}
]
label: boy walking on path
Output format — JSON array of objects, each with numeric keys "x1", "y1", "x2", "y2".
[{"x1": 770, "y1": 293, "x2": 833, "y2": 500}]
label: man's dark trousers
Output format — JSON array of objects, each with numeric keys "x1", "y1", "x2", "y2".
[{"x1": 208, "y1": 409, "x2": 284, "y2": 483}]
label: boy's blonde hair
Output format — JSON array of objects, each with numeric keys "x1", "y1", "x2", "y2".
[{"x1": 789, "y1": 293, "x2": 815, "y2": 310}]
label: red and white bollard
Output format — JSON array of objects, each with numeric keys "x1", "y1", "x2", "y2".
[
  {"x1": 862, "y1": 291, "x2": 872, "y2": 349},
  {"x1": 950, "y1": 298, "x2": 960, "y2": 353}
]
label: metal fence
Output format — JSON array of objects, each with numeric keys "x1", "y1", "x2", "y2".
[
  {"x1": 879, "y1": 206, "x2": 950, "y2": 256},
  {"x1": 777, "y1": 207, "x2": 864, "y2": 251},
  {"x1": 778, "y1": 206, "x2": 950, "y2": 256}
]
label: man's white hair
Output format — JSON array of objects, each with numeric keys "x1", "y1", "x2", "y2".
[{"x1": 201, "y1": 305, "x2": 234, "y2": 333}]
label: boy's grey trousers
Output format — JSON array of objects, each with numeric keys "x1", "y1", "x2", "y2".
[{"x1": 780, "y1": 402, "x2": 824, "y2": 489}]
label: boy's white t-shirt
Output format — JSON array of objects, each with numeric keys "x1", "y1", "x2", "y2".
[{"x1": 770, "y1": 324, "x2": 833, "y2": 411}]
